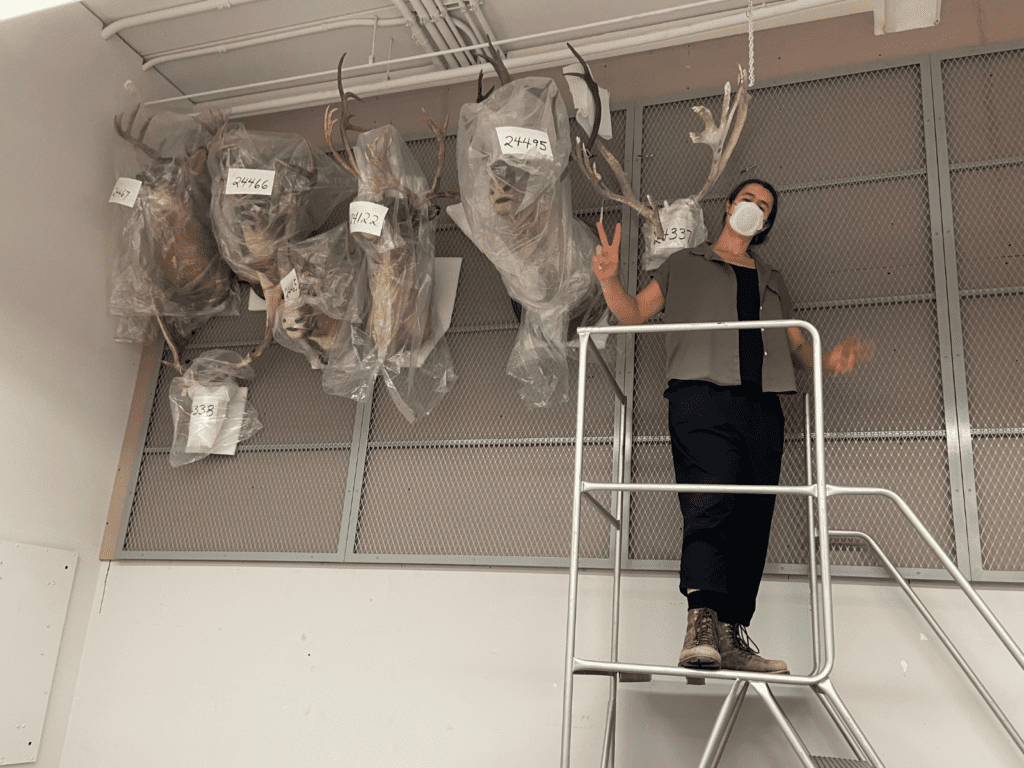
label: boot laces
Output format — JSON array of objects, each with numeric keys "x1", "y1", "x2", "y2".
[
  {"x1": 729, "y1": 623, "x2": 761, "y2": 656},
  {"x1": 695, "y1": 608, "x2": 718, "y2": 645}
]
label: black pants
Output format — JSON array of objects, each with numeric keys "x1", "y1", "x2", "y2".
[{"x1": 666, "y1": 380, "x2": 785, "y2": 627}]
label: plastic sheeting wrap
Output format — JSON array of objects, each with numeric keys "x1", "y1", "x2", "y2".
[
  {"x1": 452, "y1": 77, "x2": 605, "y2": 407},
  {"x1": 207, "y1": 122, "x2": 357, "y2": 365},
  {"x1": 321, "y1": 124, "x2": 454, "y2": 423},
  {"x1": 168, "y1": 350, "x2": 262, "y2": 467},
  {"x1": 208, "y1": 124, "x2": 355, "y2": 288},
  {"x1": 641, "y1": 196, "x2": 708, "y2": 270},
  {"x1": 272, "y1": 222, "x2": 364, "y2": 369},
  {"x1": 109, "y1": 83, "x2": 239, "y2": 346}
]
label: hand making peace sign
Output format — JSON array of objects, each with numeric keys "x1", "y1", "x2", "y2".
[{"x1": 592, "y1": 221, "x2": 622, "y2": 282}]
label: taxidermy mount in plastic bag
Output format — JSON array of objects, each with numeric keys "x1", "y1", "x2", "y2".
[
  {"x1": 448, "y1": 43, "x2": 610, "y2": 408},
  {"x1": 167, "y1": 349, "x2": 262, "y2": 467},
  {"x1": 320, "y1": 55, "x2": 457, "y2": 423},
  {"x1": 109, "y1": 81, "x2": 239, "y2": 371},
  {"x1": 207, "y1": 121, "x2": 357, "y2": 368}
]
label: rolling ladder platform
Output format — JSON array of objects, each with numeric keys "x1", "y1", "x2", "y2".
[{"x1": 561, "y1": 319, "x2": 1024, "y2": 768}]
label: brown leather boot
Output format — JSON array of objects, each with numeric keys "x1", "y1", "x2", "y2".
[
  {"x1": 717, "y1": 621, "x2": 788, "y2": 674},
  {"x1": 678, "y1": 607, "x2": 721, "y2": 669}
]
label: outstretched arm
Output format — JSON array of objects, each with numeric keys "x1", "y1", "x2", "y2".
[
  {"x1": 593, "y1": 222, "x2": 665, "y2": 325},
  {"x1": 788, "y1": 328, "x2": 873, "y2": 374}
]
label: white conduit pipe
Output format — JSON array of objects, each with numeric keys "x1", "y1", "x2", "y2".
[
  {"x1": 218, "y1": 0, "x2": 863, "y2": 117},
  {"x1": 452, "y1": 0, "x2": 485, "y2": 46},
  {"x1": 388, "y1": 0, "x2": 452, "y2": 70},
  {"x1": 101, "y1": 0, "x2": 267, "y2": 40},
  {"x1": 142, "y1": 16, "x2": 409, "y2": 71},
  {"x1": 149, "y1": 0, "x2": 760, "y2": 106},
  {"x1": 135, "y1": 0, "x2": 752, "y2": 84},
  {"x1": 402, "y1": 0, "x2": 461, "y2": 68},
  {"x1": 448, "y1": 15, "x2": 481, "y2": 50},
  {"x1": 467, "y1": 0, "x2": 502, "y2": 55},
  {"x1": 425, "y1": 0, "x2": 476, "y2": 65}
]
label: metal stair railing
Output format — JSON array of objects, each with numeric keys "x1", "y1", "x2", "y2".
[{"x1": 560, "y1": 319, "x2": 1024, "y2": 768}]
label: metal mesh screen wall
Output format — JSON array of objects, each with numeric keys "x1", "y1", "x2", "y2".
[
  {"x1": 115, "y1": 47, "x2": 1023, "y2": 582},
  {"x1": 627, "y1": 61, "x2": 960, "y2": 576},
  {"x1": 125, "y1": 330, "x2": 357, "y2": 556},
  {"x1": 938, "y1": 44, "x2": 1024, "y2": 577}
]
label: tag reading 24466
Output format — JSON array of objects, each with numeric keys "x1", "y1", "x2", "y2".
[{"x1": 225, "y1": 168, "x2": 276, "y2": 196}]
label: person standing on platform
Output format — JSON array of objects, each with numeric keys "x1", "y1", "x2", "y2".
[{"x1": 592, "y1": 179, "x2": 870, "y2": 674}]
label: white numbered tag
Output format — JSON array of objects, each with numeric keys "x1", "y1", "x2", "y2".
[
  {"x1": 225, "y1": 168, "x2": 275, "y2": 195},
  {"x1": 186, "y1": 386, "x2": 230, "y2": 452},
  {"x1": 109, "y1": 177, "x2": 142, "y2": 207},
  {"x1": 495, "y1": 127, "x2": 553, "y2": 159},
  {"x1": 350, "y1": 201, "x2": 388, "y2": 237},
  {"x1": 643, "y1": 197, "x2": 707, "y2": 270},
  {"x1": 280, "y1": 269, "x2": 300, "y2": 303}
]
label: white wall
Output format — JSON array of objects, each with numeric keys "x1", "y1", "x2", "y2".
[
  {"x1": 0, "y1": 5, "x2": 176, "y2": 766},
  {"x1": 59, "y1": 566, "x2": 1024, "y2": 767},
  {"x1": 1, "y1": 2, "x2": 1022, "y2": 768}
]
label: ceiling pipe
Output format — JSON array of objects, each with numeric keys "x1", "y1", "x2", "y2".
[
  {"x1": 388, "y1": 0, "x2": 452, "y2": 70},
  {"x1": 451, "y1": 0, "x2": 485, "y2": 47},
  {"x1": 216, "y1": 0, "x2": 865, "y2": 118},
  {"x1": 424, "y1": 0, "x2": 476, "y2": 65},
  {"x1": 448, "y1": 15, "x2": 482, "y2": 49},
  {"x1": 142, "y1": 16, "x2": 409, "y2": 71},
  {"x1": 404, "y1": 0, "x2": 467, "y2": 68},
  {"x1": 466, "y1": 0, "x2": 503, "y2": 57},
  {"x1": 101, "y1": 0, "x2": 267, "y2": 40}
]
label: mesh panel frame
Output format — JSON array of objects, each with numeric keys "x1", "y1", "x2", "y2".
[
  {"x1": 938, "y1": 44, "x2": 1024, "y2": 578},
  {"x1": 626, "y1": 60, "x2": 962, "y2": 576},
  {"x1": 112, "y1": 48, "x2": 1024, "y2": 582}
]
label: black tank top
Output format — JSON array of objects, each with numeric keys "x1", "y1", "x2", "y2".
[{"x1": 732, "y1": 264, "x2": 763, "y2": 392}]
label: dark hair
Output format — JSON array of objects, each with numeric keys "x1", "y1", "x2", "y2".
[{"x1": 722, "y1": 178, "x2": 779, "y2": 246}]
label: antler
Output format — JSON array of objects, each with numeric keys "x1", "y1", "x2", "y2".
[
  {"x1": 324, "y1": 54, "x2": 365, "y2": 178},
  {"x1": 422, "y1": 110, "x2": 459, "y2": 201},
  {"x1": 564, "y1": 43, "x2": 601, "y2": 155},
  {"x1": 572, "y1": 137, "x2": 664, "y2": 240},
  {"x1": 564, "y1": 43, "x2": 664, "y2": 239},
  {"x1": 114, "y1": 103, "x2": 158, "y2": 159},
  {"x1": 474, "y1": 37, "x2": 510, "y2": 102},
  {"x1": 690, "y1": 65, "x2": 750, "y2": 202}
]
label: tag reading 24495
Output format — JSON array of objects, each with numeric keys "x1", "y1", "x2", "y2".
[
  {"x1": 495, "y1": 127, "x2": 553, "y2": 159},
  {"x1": 225, "y1": 168, "x2": 276, "y2": 196}
]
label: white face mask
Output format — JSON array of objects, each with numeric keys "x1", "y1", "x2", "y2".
[{"x1": 729, "y1": 201, "x2": 765, "y2": 238}]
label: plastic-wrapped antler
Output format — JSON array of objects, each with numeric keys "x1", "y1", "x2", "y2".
[{"x1": 110, "y1": 84, "x2": 238, "y2": 371}]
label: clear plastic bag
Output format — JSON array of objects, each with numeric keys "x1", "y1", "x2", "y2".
[
  {"x1": 321, "y1": 124, "x2": 455, "y2": 422},
  {"x1": 168, "y1": 350, "x2": 262, "y2": 468},
  {"x1": 208, "y1": 123, "x2": 357, "y2": 364},
  {"x1": 453, "y1": 77, "x2": 605, "y2": 407},
  {"x1": 641, "y1": 196, "x2": 708, "y2": 270},
  {"x1": 272, "y1": 221, "x2": 364, "y2": 369},
  {"x1": 109, "y1": 82, "x2": 240, "y2": 350}
]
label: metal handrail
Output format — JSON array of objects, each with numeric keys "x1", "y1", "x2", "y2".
[
  {"x1": 829, "y1": 526, "x2": 1024, "y2": 752},
  {"x1": 561, "y1": 319, "x2": 829, "y2": 768},
  {"x1": 560, "y1": 318, "x2": 1024, "y2": 768}
]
